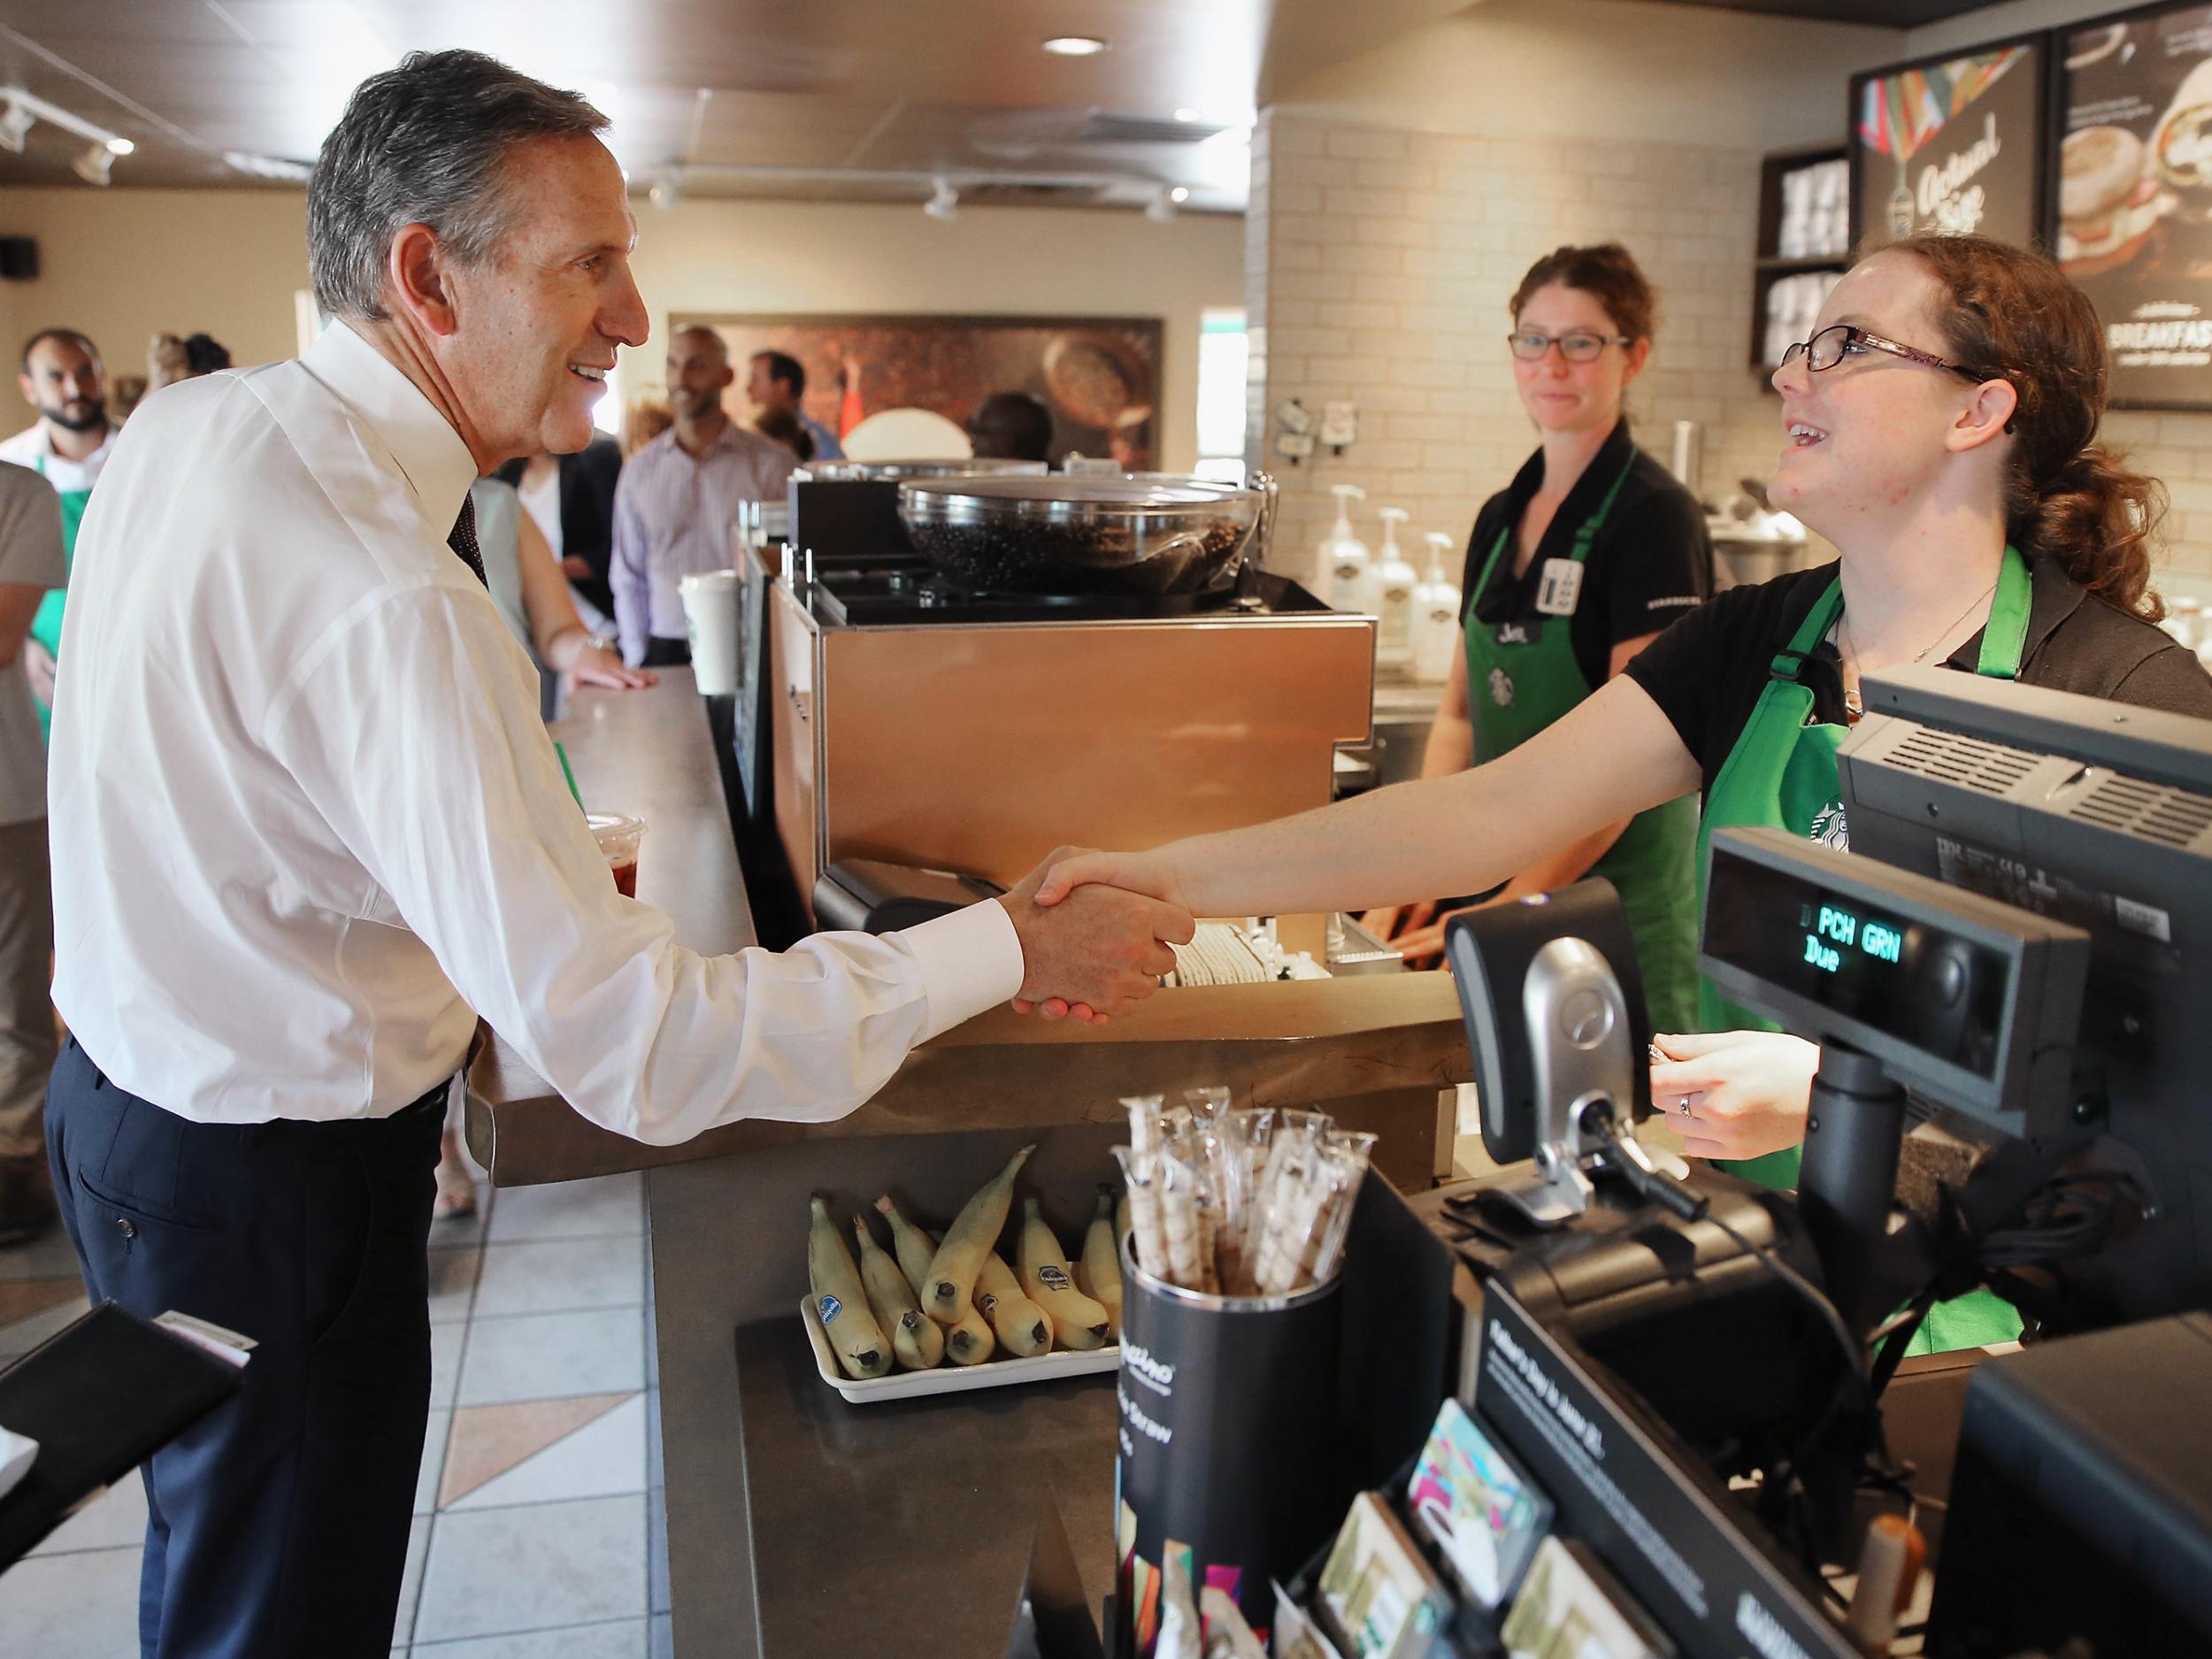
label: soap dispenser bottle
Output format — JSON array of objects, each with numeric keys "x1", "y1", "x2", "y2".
[
  {"x1": 1372, "y1": 507, "x2": 1417, "y2": 671},
  {"x1": 1413, "y1": 531, "x2": 1463, "y2": 683},
  {"x1": 1321, "y1": 484, "x2": 1370, "y2": 613}
]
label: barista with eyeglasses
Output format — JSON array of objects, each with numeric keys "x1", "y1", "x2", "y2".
[
  {"x1": 1030, "y1": 234, "x2": 2212, "y2": 1355},
  {"x1": 1363, "y1": 244, "x2": 1711, "y2": 1033}
]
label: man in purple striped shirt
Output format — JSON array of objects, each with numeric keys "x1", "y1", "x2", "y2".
[{"x1": 610, "y1": 325, "x2": 795, "y2": 666}]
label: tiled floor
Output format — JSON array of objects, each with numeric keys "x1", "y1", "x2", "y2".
[{"x1": 0, "y1": 1171, "x2": 672, "y2": 1659}]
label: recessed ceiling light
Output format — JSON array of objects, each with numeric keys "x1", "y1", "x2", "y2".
[
  {"x1": 105, "y1": 136, "x2": 134, "y2": 155},
  {"x1": 1041, "y1": 35, "x2": 1108, "y2": 57},
  {"x1": 1173, "y1": 108, "x2": 1202, "y2": 123},
  {"x1": 1169, "y1": 186, "x2": 1189, "y2": 203}
]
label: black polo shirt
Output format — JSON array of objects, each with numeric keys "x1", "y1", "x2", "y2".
[
  {"x1": 1463, "y1": 420, "x2": 1714, "y2": 692},
  {"x1": 1624, "y1": 553, "x2": 2212, "y2": 799}
]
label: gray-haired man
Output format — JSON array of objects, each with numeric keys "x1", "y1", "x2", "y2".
[{"x1": 42, "y1": 51, "x2": 1188, "y2": 1655}]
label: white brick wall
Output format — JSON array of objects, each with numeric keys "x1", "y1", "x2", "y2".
[{"x1": 1248, "y1": 110, "x2": 2212, "y2": 599}]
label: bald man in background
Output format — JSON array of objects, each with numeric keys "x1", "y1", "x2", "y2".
[{"x1": 609, "y1": 323, "x2": 795, "y2": 667}]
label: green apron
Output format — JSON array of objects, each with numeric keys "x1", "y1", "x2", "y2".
[
  {"x1": 27, "y1": 454, "x2": 88, "y2": 744},
  {"x1": 1694, "y1": 544, "x2": 2033, "y2": 1354},
  {"x1": 1465, "y1": 452, "x2": 1701, "y2": 1032}
]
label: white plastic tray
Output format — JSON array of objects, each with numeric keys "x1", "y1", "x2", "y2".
[{"x1": 798, "y1": 1297, "x2": 1121, "y2": 1404}]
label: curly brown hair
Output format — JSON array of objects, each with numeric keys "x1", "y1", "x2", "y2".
[
  {"x1": 1507, "y1": 244, "x2": 1656, "y2": 342},
  {"x1": 1881, "y1": 234, "x2": 2166, "y2": 622}
]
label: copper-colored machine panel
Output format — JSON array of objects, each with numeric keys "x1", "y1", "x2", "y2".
[{"x1": 815, "y1": 615, "x2": 1373, "y2": 888}]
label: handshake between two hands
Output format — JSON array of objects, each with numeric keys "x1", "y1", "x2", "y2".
[{"x1": 992, "y1": 846, "x2": 1190, "y2": 1025}]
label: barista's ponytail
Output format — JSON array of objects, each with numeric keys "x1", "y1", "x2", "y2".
[{"x1": 1886, "y1": 234, "x2": 2168, "y2": 622}]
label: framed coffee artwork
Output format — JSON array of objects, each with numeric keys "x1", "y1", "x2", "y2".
[
  {"x1": 2052, "y1": 2, "x2": 2212, "y2": 409},
  {"x1": 1850, "y1": 35, "x2": 2050, "y2": 254},
  {"x1": 670, "y1": 312, "x2": 1163, "y2": 466}
]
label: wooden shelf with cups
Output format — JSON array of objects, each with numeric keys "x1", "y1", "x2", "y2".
[{"x1": 1751, "y1": 142, "x2": 1851, "y2": 376}]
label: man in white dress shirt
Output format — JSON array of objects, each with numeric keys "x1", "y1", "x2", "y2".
[{"x1": 43, "y1": 51, "x2": 1187, "y2": 1658}]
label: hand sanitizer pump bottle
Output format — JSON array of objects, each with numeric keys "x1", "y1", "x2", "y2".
[
  {"x1": 1321, "y1": 484, "x2": 1370, "y2": 613},
  {"x1": 1371, "y1": 507, "x2": 1417, "y2": 672},
  {"x1": 1413, "y1": 531, "x2": 1463, "y2": 683}
]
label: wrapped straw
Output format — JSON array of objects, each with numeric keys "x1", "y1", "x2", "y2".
[
  {"x1": 1303, "y1": 1130, "x2": 1376, "y2": 1284},
  {"x1": 1111, "y1": 1144, "x2": 1170, "y2": 1280},
  {"x1": 1256, "y1": 1145, "x2": 1348, "y2": 1296},
  {"x1": 1122, "y1": 1094, "x2": 1165, "y2": 1157},
  {"x1": 1154, "y1": 1145, "x2": 1209, "y2": 1289},
  {"x1": 1243, "y1": 1110, "x2": 1322, "y2": 1278}
]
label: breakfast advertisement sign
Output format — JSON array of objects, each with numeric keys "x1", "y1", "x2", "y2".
[
  {"x1": 1850, "y1": 36, "x2": 2047, "y2": 253},
  {"x1": 2055, "y1": 3, "x2": 2212, "y2": 408}
]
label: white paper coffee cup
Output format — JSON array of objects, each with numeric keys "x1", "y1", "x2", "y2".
[{"x1": 679, "y1": 569, "x2": 744, "y2": 695}]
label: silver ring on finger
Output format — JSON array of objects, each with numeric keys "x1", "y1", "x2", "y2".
[{"x1": 1678, "y1": 1095, "x2": 1694, "y2": 1118}]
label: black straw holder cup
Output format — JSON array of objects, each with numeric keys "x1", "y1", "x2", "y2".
[{"x1": 1112, "y1": 1236, "x2": 1344, "y2": 1655}]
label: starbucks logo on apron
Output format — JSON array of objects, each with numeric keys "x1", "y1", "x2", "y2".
[
  {"x1": 1487, "y1": 665, "x2": 1515, "y2": 708},
  {"x1": 1809, "y1": 802, "x2": 1850, "y2": 850}
]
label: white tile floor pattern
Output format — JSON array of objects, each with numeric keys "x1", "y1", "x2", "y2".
[{"x1": 0, "y1": 1172, "x2": 673, "y2": 1659}]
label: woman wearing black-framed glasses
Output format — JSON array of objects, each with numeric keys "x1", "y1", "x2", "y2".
[
  {"x1": 1357, "y1": 242, "x2": 1712, "y2": 1037},
  {"x1": 1026, "y1": 236, "x2": 2212, "y2": 1353}
]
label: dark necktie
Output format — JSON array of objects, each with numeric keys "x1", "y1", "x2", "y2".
[{"x1": 447, "y1": 494, "x2": 488, "y2": 588}]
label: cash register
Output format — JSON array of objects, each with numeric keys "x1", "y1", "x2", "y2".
[{"x1": 1421, "y1": 666, "x2": 2212, "y2": 1658}]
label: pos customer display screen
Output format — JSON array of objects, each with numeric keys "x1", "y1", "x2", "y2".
[
  {"x1": 1702, "y1": 849, "x2": 2012, "y2": 1077},
  {"x1": 1698, "y1": 826, "x2": 2088, "y2": 1127}
]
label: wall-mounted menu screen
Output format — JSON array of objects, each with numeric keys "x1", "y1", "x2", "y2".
[
  {"x1": 2055, "y1": 3, "x2": 2212, "y2": 409},
  {"x1": 1851, "y1": 36, "x2": 2047, "y2": 252}
]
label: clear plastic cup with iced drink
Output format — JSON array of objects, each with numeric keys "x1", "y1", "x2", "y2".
[{"x1": 588, "y1": 812, "x2": 646, "y2": 898}]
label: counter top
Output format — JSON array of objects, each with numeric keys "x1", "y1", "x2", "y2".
[
  {"x1": 652, "y1": 1121, "x2": 1132, "y2": 1659},
  {"x1": 729, "y1": 1316, "x2": 1118, "y2": 1655}
]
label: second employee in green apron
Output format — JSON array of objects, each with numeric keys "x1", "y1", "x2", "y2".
[{"x1": 1363, "y1": 245, "x2": 1710, "y2": 1030}]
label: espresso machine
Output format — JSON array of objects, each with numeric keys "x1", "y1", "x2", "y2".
[{"x1": 749, "y1": 466, "x2": 1376, "y2": 944}]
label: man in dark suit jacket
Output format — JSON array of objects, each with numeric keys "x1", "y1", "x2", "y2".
[{"x1": 496, "y1": 434, "x2": 622, "y2": 620}]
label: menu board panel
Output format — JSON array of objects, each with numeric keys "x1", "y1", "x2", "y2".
[
  {"x1": 1852, "y1": 38, "x2": 2047, "y2": 252},
  {"x1": 2055, "y1": 3, "x2": 2212, "y2": 408}
]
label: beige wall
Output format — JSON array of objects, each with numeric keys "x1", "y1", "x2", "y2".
[
  {"x1": 0, "y1": 189, "x2": 1244, "y2": 471},
  {"x1": 0, "y1": 188, "x2": 310, "y2": 432}
]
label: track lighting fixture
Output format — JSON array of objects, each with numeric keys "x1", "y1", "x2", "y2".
[
  {"x1": 924, "y1": 177, "x2": 958, "y2": 221},
  {"x1": 0, "y1": 88, "x2": 134, "y2": 180},
  {"x1": 72, "y1": 142, "x2": 115, "y2": 187}
]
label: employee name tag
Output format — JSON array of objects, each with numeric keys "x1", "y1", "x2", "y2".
[{"x1": 1535, "y1": 558, "x2": 1583, "y2": 617}]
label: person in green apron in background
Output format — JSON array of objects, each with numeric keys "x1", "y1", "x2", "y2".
[
  {"x1": 1362, "y1": 244, "x2": 1710, "y2": 1032},
  {"x1": 25, "y1": 457, "x2": 88, "y2": 741},
  {"x1": 2, "y1": 327, "x2": 117, "y2": 740},
  {"x1": 1027, "y1": 234, "x2": 2212, "y2": 1356}
]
